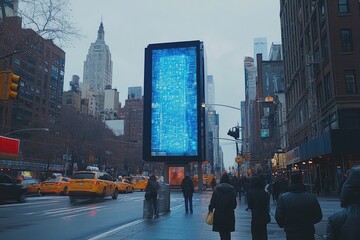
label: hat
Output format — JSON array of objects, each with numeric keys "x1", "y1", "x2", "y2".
[
  {"x1": 220, "y1": 173, "x2": 230, "y2": 184},
  {"x1": 341, "y1": 166, "x2": 360, "y2": 207}
]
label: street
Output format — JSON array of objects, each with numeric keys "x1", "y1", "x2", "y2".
[
  {"x1": 0, "y1": 190, "x2": 341, "y2": 240},
  {"x1": 0, "y1": 191, "x2": 183, "y2": 240}
]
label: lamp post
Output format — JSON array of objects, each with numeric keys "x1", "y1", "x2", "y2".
[{"x1": 2, "y1": 128, "x2": 50, "y2": 136}]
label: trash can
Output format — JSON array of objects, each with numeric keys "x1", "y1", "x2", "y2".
[{"x1": 143, "y1": 183, "x2": 170, "y2": 219}]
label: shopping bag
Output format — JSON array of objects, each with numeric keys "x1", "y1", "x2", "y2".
[{"x1": 206, "y1": 211, "x2": 214, "y2": 225}]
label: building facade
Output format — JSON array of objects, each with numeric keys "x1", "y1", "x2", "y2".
[
  {"x1": 128, "y1": 86, "x2": 142, "y2": 100},
  {"x1": 280, "y1": 0, "x2": 360, "y2": 190},
  {"x1": 0, "y1": 16, "x2": 65, "y2": 133}
]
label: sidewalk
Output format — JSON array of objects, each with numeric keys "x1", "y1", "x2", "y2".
[{"x1": 100, "y1": 191, "x2": 340, "y2": 240}]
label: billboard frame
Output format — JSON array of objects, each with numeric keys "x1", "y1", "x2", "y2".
[{"x1": 143, "y1": 40, "x2": 205, "y2": 164}]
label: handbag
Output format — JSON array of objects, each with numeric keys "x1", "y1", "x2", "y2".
[{"x1": 206, "y1": 211, "x2": 214, "y2": 225}]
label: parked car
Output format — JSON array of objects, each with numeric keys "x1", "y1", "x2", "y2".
[
  {"x1": 130, "y1": 176, "x2": 148, "y2": 191},
  {"x1": 0, "y1": 174, "x2": 27, "y2": 203},
  {"x1": 20, "y1": 177, "x2": 41, "y2": 196},
  {"x1": 117, "y1": 178, "x2": 134, "y2": 193},
  {"x1": 40, "y1": 176, "x2": 71, "y2": 195},
  {"x1": 68, "y1": 168, "x2": 118, "y2": 204}
]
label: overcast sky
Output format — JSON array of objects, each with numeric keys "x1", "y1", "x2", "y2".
[{"x1": 63, "y1": 0, "x2": 281, "y2": 170}]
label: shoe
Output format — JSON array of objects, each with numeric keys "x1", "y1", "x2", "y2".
[
  {"x1": 154, "y1": 214, "x2": 159, "y2": 218},
  {"x1": 190, "y1": 210, "x2": 193, "y2": 214}
]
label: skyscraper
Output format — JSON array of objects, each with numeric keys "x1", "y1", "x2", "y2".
[
  {"x1": 253, "y1": 37, "x2": 268, "y2": 62},
  {"x1": 128, "y1": 86, "x2": 142, "y2": 99},
  {"x1": 83, "y1": 22, "x2": 113, "y2": 94}
]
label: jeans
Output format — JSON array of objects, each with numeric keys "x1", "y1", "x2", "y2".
[{"x1": 184, "y1": 195, "x2": 193, "y2": 213}]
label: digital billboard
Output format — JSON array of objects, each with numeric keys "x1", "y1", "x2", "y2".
[{"x1": 143, "y1": 41, "x2": 205, "y2": 163}]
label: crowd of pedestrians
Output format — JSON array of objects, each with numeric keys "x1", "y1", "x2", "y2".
[
  {"x1": 206, "y1": 165, "x2": 360, "y2": 240},
  {"x1": 145, "y1": 165, "x2": 360, "y2": 240}
]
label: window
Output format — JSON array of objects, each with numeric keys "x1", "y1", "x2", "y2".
[
  {"x1": 321, "y1": 34, "x2": 329, "y2": 63},
  {"x1": 339, "y1": 0, "x2": 349, "y2": 14},
  {"x1": 341, "y1": 29, "x2": 353, "y2": 52},
  {"x1": 345, "y1": 70, "x2": 357, "y2": 94}
]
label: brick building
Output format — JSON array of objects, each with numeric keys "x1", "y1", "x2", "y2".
[
  {"x1": 0, "y1": 16, "x2": 65, "y2": 133},
  {"x1": 280, "y1": 0, "x2": 360, "y2": 190}
]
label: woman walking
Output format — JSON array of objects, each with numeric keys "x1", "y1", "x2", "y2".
[
  {"x1": 247, "y1": 176, "x2": 271, "y2": 240},
  {"x1": 208, "y1": 173, "x2": 237, "y2": 240}
]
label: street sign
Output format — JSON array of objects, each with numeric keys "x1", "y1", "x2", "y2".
[
  {"x1": 235, "y1": 156, "x2": 243, "y2": 163},
  {"x1": 0, "y1": 136, "x2": 20, "y2": 157}
]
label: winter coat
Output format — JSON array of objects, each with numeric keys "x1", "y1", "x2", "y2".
[
  {"x1": 325, "y1": 166, "x2": 360, "y2": 240},
  {"x1": 248, "y1": 182, "x2": 271, "y2": 225},
  {"x1": 145, "y1": 178, "x2": 160, "y2": 199},
  {"x1": 181, "y1": 176, "x2": 194, "y2": 197},
  {"x1": 208, "y1": 183, "x2": 237, "y2": 232},
  {"x1": 275, "y1": 183, "x2": 322, "y2": 238}
]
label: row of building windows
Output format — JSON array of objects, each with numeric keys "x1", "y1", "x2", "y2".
[{"x1": 338, "y1": 0, "x2": 360, "y2": 14}]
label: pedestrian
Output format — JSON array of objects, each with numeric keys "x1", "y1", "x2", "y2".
[
  {"x1": 275, "y1": 172, "x2": 322, "y2": 240},
  {"x1": 337, "y1": 170, "x2": 349, "y2": 196},
  {"x1": 272, "y1": 179, "x2": 280, "y2": 204},
  {"x1": 181, "y1": 172, "x2": 195, "y2": 214},
  {"x1": 247, "y1": 176, "x2": 271, "y2": 240},
  {"x1": 208, "y1": 173, "x2": 237, "y2": 240},
  {"x1": 230, "y1": 174, "x2": 240, "y2": 202},
  {"x1": 324, "y1": 176, "x2": 331, "y2": 196},
  {"x1": 314, "y1": 177, "x2": 321, "y2": 196},
  {"x1": 278, "y1": 175, "x2": 289, "y2": 194},
  {"x1": 211, "y1": 177, "x2": 217, "y2": 190},
  {"x1": 145, "y1": 174, "x2": 160, "y2": 219},
  {"x1": 243, "y1": 176, "x2": 250, "y2": 205},
  {"x1": 325, "y1": 166, "x2": 360, "y2": 240}
]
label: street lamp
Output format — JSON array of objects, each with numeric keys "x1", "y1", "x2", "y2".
[
  {"x1": 2, "y1": 128, "x2": 50, "y2": 136},
  {"x1": 201, "y1": 102, "x2": 243, "y2": 111}
]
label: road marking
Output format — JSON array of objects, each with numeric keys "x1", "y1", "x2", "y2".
[
  {"x1": 88, "y1": 203, "x2": 185, "y2": 240},
  {"x1": 88, "y1": 219, "x2": 145, "y2": 240}
]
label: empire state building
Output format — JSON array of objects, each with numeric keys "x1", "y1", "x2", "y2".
[{"x1": 83, "y1": 22, "x2": 113, "y2": 93}]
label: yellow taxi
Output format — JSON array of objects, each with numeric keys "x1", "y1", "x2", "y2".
[
  {"x1": 68, "y1": 167, "x2": 118, "y2": 203},
  {"x1": 117, "y1": 178, "x2": 134, "y2": 193},
  {"x1": 130, "y1": 176, "x2": 148, "y2": 191},
  {"x1": 40, "y1": 176, "x2": 71, "y2": 195},
  {"x1": 21, "y1": 178, "x2": 41, "y2": 196}
]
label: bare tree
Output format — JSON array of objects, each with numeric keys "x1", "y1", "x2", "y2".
[
  {"x1": 18, "y1": 0, "x2": 81, "y2": 47},
  {"x1": 0, "y1": 0, "x2": 81, "y2": 56}
]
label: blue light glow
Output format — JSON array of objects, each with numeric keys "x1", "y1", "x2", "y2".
[{"x1": 151, "y1": 47, "x2": 198, "y2": 156}]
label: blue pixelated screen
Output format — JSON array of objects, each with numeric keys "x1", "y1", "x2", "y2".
[{"x1": 151, "y1": 47, "x2": 198, "y2": 156}]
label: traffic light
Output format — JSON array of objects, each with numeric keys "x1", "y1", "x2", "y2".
[
  {"x1": 6, "y1": 71, "x2": 20, "y2": 100},
  {"x1": 244, "y1": 151, "x2": 250, "y2": 160},
  {"x1": 0, "y1": 72, "x2": 6, "y2": 100},
  {"x1": 227, "y1": 127, "x2": 239, "y2": 139}
]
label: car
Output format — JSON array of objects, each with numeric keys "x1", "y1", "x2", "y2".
[
  {"x1": 20, "y1": 178, "x2": 41, "y2": 196},
  {"x1": 130, "y1": 176, "x2": 148, "y2": 191},
  {"x1": 117, "y1": 178, "x2": 134, "y2": 193},
  {"x1": 68, "y1": 169, "x2": 118, "y2": 203},
  {"x1": 0, "y1": 174, "x2": 27, "y2": 203},
  {"x1": 40, "y1": 176, "x2": 71, "y2": 195}
]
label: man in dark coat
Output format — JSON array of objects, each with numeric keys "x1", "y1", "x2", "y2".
[
  {"x1": 145, "y1": 174, "x2": 160, "y2": 218},
  {"x1": 325, "y1": 166, "x2": 360, "y2": 240},
  {"x1": 181, "y1": 173, "x2": 195, "y2": 214},
  {"x1": 275, "y1": 172, "x2": 322, "y2": 240},
  {"x1": 230, "y1": 174, "x2": 241, "y2": 201},
  {"x1": 209, "y1": 173, "x2": 237, "y2": 240},
  {"x1": 248, "y1": 176, "x2": 271, "y2": 240}
]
